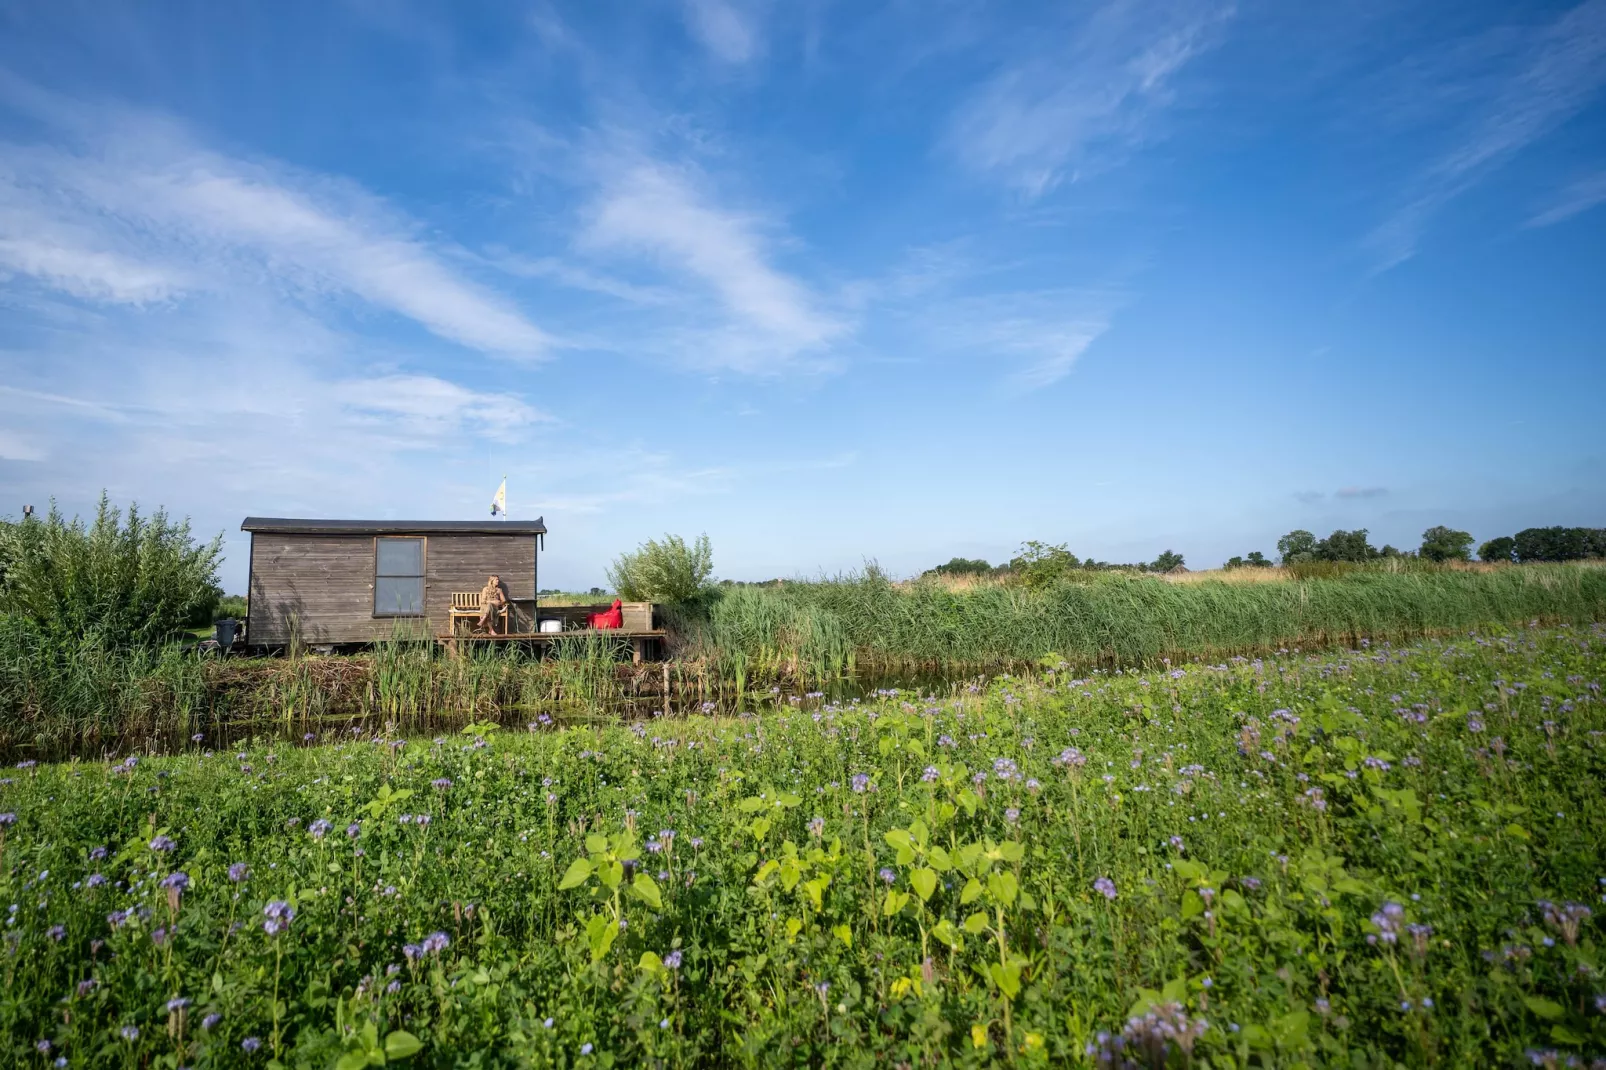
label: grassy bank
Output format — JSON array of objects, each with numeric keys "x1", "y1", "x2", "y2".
[
  {"x1": 0, "y1": 626, "x2": 664, "y2": 757},
  {"x1": 0, "y1": 626, "x2": 1601, "y2": 1065},
  {"x1": 3, "y1": 564, "x2": 1604, "y2": 756}
]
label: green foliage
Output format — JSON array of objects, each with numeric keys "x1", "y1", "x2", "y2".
[
  {"x1": 1317, "y1": 528, "x2": 1380, "y2": 562},
  {"x1": 0, "y1": 628, "x2": 1601, "y2": 1064},
  {"x1": 1480, "y1": 536, "x2": 1518, "y2": 564},
  {"x1": 1149, "y1": 549, "x2": 1185, "y2": 572},
  {"x1": 1279, "y1": 529, "x2": 1383, "y2": 564},
  {"x1": 1225, "y1": 551, "x2": 1272, "y2": 570},
  {"x1": 214, "y1": 594, "x2": 249, "y2": 621},
  {"x1": 1277, "y1": 529, "x2": 1318, "y2": 563},
  {"x1": 606, "y1": 533, "x2": 715, "y2": 605},
  {"x1": 923, "y1": 557, "x2": 996, "y2": 578},
  {"x1": 1512, "y1": 526, "x2": 1606, "y2": 563},
  {"x1": 1006, "y1": 541, "x2": 1080, "y2": 588},
  {"x1": 1419, "y1": 526, "x2": 1474, "y2": 563},
  {"x1": 0, "y1": 494, "x2": 222, "y2": 649}
]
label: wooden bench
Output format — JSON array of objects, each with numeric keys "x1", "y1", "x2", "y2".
[{"x1": 449, "y1": 591, "x2": 509, "y2": 635}]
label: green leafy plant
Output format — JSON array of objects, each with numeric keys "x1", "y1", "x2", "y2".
[{"x1": 607, "y1": 533, "x2": 715, "y2": 605}]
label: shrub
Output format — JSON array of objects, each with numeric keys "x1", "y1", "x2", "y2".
[
  {"x1": 1006, "y1": 541, "x2": 1080, "y2": 589},
  {"x1": 1149, "y1": 549, "x2": 1185, "y2": 572},
  {"x1": 0, "y1": 495, "x2": 222, "y2": 649},
  {"x1": 607, "y1": 533, "x2": 714, "y2": 605},
  {"x1": 1419, "y1": 526, "x2": 1473, "y2": 563}
]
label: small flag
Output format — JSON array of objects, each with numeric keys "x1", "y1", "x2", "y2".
[{"x1": 491, "y1": 478, "x2": 506, "y2": 517}]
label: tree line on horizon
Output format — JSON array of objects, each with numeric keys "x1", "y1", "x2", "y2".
[{"x1": 924, "y1": 524, "x2": 1606, "y2": 581}]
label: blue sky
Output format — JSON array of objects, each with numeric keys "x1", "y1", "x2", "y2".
[{"x1": 1, "y1": 0, "x2": 1603, "y2": 592}]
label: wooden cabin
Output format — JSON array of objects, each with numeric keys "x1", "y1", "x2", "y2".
[
  {"x1": 242, "y1": 517, "x2": 547, "y2": 649},
  {"x1": 241, "y1": 517, "x2": 661, "y2": 658}
]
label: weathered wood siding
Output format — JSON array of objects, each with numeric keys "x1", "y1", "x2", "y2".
[{"x1": 247, "y1": 533, "x2": 536, "y2": 645}]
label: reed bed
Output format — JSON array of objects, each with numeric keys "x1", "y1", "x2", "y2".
[
  {"x1": 692, "y1": 562, "x2": 1606, "y2": 674},
  {"x1": 3, "y1": 564, "x2": 1604, "y2": 757}
]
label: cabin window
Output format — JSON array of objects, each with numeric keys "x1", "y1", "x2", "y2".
[{"x1": 374, "y1": 537, "x2": 425, "y2": 616}]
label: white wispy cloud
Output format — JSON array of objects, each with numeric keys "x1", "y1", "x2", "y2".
[
  {"x1": 946, "y1": 1, "x2": 1233, "y2": 197},
  {"x1": 1368, "y1": 0, "x2": 1606, "y2": 268},
  {"x1": 335, "y1": 373, "x2": 551, "y2": 443},
  {"x1": 681, "y1": 0, "x2": 762, "y2": 64},
  {"x1": 578, "y1": 158, "x2": 842, "y2": 371},
  {"x1": 0, "y1": 87, "x2": 551, "y2": 357},
  {"x1": 1528, "y1": 169, "x2": 1606, "y2": 227},
  {"x1": 909, "y1": 287, "x2": 1117, "y2": 391}
]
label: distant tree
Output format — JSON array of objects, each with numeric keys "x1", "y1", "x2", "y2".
[
  {"x1": 606, "y1": 533, "x2": 714, "y2": 605},
  {"x1": 925, "y1": 557, "x2": 995, "y2": 578},
  {"x1": 1379, "y1": 544, "x2": 1404, "y2": 558},
  {"x1": 1008, "y1": 541, "x2": 1080, "y2": 589},
  {"x1": 1513, "y1": 526, "x2": 1606, "y2": 562},
  {"x1": 1418, "y1": 525, "x2": 1473, "y2": 563},
  {"x1": 1224, "y1": 556, "x2": 1245, "y2": 570},
  {"x1": 1315, "y1": 529, "x2": 1379, "y2": 563},
  {"x1": 1478, "y1": 536, "x2": 1517, "y2": 563},
  {"x1": 1277, "y1": 530, "x2": 1318, "y2": 564},
  {"x1": 1150, "y1": 549, "x2": 1185, "y2": 572},
  {"x1": 1245, "y1": 551, "x2": 1271, "y2": 568}
]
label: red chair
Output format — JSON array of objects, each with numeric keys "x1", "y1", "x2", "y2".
[{"x1": 589, "y1": 599, "x2": 623, "y2": 630}]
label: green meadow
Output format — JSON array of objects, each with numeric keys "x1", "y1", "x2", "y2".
[{"x1": 0, "y1": 624, "x2": 1601, "y2": 1066}]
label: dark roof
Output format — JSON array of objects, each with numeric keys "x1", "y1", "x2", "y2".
[{"x1": 242, "y1": 517, "x2": 546, "y2": 535}]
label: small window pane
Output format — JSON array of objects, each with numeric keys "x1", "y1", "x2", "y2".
[
  {"x1": 376, "y1": 538, "x2": 423, "y2": 576},
  {"x1": 375, "y1": 577, "x2": 424, "y2": 616}
]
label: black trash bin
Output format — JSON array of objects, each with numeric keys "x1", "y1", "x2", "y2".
[{"x1": 214, "y1": 619, "x2": 239, "y2": 649}]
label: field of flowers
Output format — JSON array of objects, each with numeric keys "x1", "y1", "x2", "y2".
[{"x1": 1, "y1": 625, "x2": 1603, "y2": 1068}]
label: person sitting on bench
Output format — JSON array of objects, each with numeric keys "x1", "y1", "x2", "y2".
[{"x1": 476, "y1": 574, "x2": 509, "y2": 634}]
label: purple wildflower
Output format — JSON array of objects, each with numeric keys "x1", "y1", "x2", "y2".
[
  {"x1": 1094, "y1": 876, "x2": 1117, "y2": 900},
  {"x1": 228, "y1": 863, "x2": 250, "y2": 882},
  {"x1": 1368, "y1": 901, "x2": 1404, "y2": 945},
  {"x1": 262, "y1": 900, "x2": 294, "y2": 936}
]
